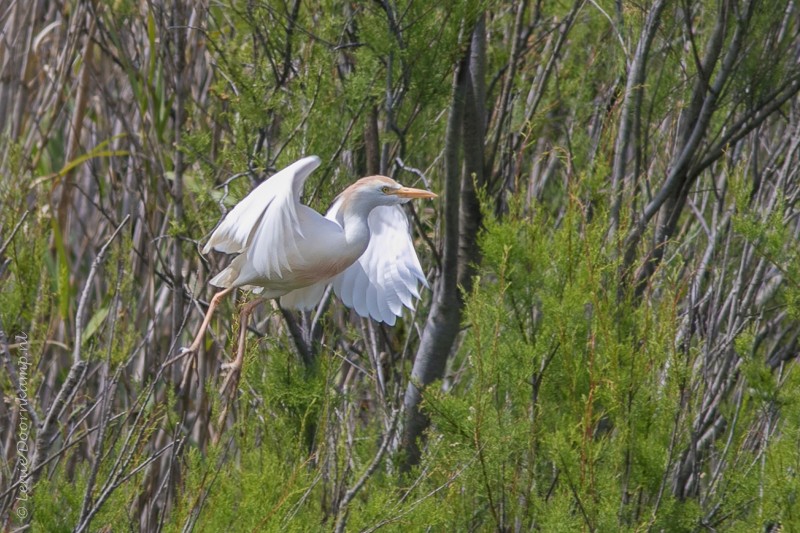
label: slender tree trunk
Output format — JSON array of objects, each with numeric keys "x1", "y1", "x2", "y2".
[
  {"x1": 401, "y1": 15, "x2": 487, "y2": 470},
  {"x1": 400, "y1": 53, "x2": 466, "y2": 470}
]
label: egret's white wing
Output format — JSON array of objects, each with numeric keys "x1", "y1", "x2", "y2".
[
  {"x1": 203, "y1": 156, "x2": 321, "y2": 256},
  {"x1": 328, "y1": 204, "x2": 428, "y2": 325}
]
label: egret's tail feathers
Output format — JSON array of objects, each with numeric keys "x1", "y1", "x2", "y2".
[
  {"x1": 280, "y1": 282, "x2": 328, "y2": 311},
  {"x1": 209, "y1": 267, "x2": 236, "y2": 288},
  {"x1": 209, "y1": 255, "x2": 248, "y2": 288}
]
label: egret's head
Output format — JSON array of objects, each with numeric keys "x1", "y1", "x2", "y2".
[{"x1": 351, "y1": 175, "x2": 438, "y2": 207}]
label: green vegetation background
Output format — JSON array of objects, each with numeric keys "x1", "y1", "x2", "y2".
[{"x1": 2, "y1": 1, "x2": 800, "y2": 531}]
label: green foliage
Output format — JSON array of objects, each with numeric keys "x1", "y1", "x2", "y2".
[
  {"x1": 4, "y1": 0, "x2": 800, "y2": 531},
  {"x1": 167, "y1": 437, "x2": 323, "y2": 532},
  {"x1": 397, "y1": 186, "x2": 800, "y2": 531},
  {"x1": 29, "y1": 476, "x2": 83, "y2": 533}
]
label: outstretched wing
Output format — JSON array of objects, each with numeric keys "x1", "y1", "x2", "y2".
[
  {"x1": 203, "y1": 155, "x2": 321, "y2": 279},
  {"x1": 328, "y1": 204, "x2": 428, "y2": 325}
]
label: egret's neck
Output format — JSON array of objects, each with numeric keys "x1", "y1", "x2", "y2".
[
  {"x1": 338, "y1": 196, "x2": 377, "y2": 253},
  {"x1": 341, "y1": 208, "x2": 371, "y2": 247}
]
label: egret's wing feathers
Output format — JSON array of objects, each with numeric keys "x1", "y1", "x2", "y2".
[
  {"x1": 203, "y1": 156, "x2": 321, "y2": 256},
  {"x1": 206, "y1": 161, "x2": 430, "y2": 322},
  {"x1": 330, "y1": 205, "x2": 427, "y2": 325}
]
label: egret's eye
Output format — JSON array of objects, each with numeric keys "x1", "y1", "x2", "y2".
[{"x1": 381, "y1": 186, "x2": 392, "y2": 194}]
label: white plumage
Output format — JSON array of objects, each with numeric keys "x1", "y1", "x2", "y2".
[
  {"x1": 203, "y1": 155, "x2": 436, "y2": 324},
  {"x1": 328, "y1": 205, "x2": 427, "y2": 325}
]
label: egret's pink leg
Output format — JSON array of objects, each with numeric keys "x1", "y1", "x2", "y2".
[
  {"x1": 219, "y1": 297, "x2": 265, "y2": 395},
  {"x1": 183, "y1": 287, "x2": 234, "y2": 354}
]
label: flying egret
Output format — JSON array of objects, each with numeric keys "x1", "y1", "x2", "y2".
[{"x1": 185, "y1": 155, "x2": 437, "y2": 377}]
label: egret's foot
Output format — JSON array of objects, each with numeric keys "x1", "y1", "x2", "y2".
[
  {"x1": 218, "y1": 360, "x2": 242, "y2": 397},
  {"x1": 220, "y1": 359, "x2": 241, "y2": 372},
  {"x1": 219, "y1": 350, "x2": 244, "y2": 383},
  {"x1": 182, "y1": 334, "x2": 205, "y2": 356}
]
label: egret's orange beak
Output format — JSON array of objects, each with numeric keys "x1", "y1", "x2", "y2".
[{"x1": 393, "y1": 187, "x2": 438, "y2": 199}]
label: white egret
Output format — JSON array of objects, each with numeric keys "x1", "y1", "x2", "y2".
[{"x1": 185, "y1": 155, "x2": 437, "y2": 376}]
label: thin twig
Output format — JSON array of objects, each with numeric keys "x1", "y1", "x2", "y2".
[
  {"x1": 333, "y1": 408, "x2": 400, "y2": 533},
  {"x1": 0, "y1": 209, "x2": 29, "y2": 257}
]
